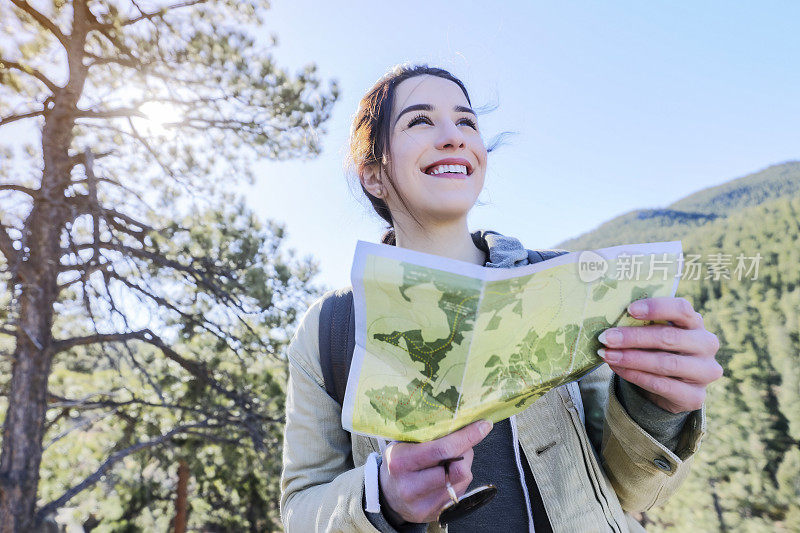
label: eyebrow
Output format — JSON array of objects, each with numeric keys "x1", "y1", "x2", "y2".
[{"x1": 394, "y1": 103, "x2": 476, "y2": 127}]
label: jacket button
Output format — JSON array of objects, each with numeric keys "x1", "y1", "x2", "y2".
[{"x1": 653, "y1": 457, "x2": 672, "y2": 472}]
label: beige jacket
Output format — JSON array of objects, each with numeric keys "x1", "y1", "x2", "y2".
[{"x1": 280, "y1": 296, "x2": 706, "y2": 532}]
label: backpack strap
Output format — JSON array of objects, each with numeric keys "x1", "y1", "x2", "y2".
[
  {"x1": 318, "y1": 287, "x2": 355, "y2": 405},
  {"x1": 529, "y1": 248, "x2": 570, "y2": 263}
]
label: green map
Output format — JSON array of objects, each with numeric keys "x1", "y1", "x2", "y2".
[{"x1": 341, "y1": 241, "x2": 682, "y2": 442}]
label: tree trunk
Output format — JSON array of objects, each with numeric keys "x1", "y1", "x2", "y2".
[
  {"x1": 710, "y1": 479, "x2": 728, "y2": 532},
  {"x1": 0, "y1": 3, "x2": 91, "y2": 527},
  {"x1": 172, "y1": 460, "x2": 190, "y2": 533},
  {"x1": 0, "y1": 323, "x2": 55, "y2": 532},
  {"x1": 0, "y1": 134, "x2": 70, "y2": 532},
  {"x1": 0, "y1": 76, "x2": 82, "y2": 533}
]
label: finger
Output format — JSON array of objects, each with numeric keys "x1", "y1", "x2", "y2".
[
  {"x1": 444, "y1": 448, "x2": 474, "y2": 490},
  {"x1": 390, "y1": 419, "x2": 491, "y2": 472},
  {"x1": 410, "y1": 448, "x2": 476, "y2": 501},
  {"x1": 404, "y1": 485, "x2": 454, "y2": 523},
  {"x1": 382, "y1": 460, "x2": 473, "y2": 523},
  {"x1": 397, "y1": 454, "x2": 476, "y2": 517},
  {"x1": 627, "y1": 297, "x2": 704, "y2": 329},
  {"x1": 599, "y1": 348, "x2": 723, "y2": 384},
  {"x1": 608, "y1": 365, "x2": 706, "y2": 412},
  {"x1": 600, "y1": 324, "x2": 719, "y2": 356},
  {"x1": 393, "y1": 465, "x2": 447, "y2": 501}
]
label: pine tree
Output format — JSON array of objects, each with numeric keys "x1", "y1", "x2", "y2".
[{"x1": 0, "y1": 1, "x2": 337, "y2": 530}]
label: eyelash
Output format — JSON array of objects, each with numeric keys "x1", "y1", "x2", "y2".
[{"x1": 407, "y1": 113, "x2": 478, "y2": 130}]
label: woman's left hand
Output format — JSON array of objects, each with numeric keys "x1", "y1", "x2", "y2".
[{"x1": 598, "y1": 296, "x2": 723, "y2": 414}]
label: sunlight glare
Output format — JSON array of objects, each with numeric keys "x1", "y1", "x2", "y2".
[{"x1": 133, "y1": 101, "x2": 183, "y2": 137}]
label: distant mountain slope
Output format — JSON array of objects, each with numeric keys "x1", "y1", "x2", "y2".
[
  {"x1": 555, "y1": 161, "x2": 800, "y2": 250},
  {"x1": 670, "y1": 160, "x2": 800, "y2": 216}
]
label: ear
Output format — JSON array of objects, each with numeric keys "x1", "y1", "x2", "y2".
[{"x1": 360, "y1": 164, "x2": 384, "y2": 198}]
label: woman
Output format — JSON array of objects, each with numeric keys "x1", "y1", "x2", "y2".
[{"x1": 280, "y1": 64, "x2": 722, "y2": 532}]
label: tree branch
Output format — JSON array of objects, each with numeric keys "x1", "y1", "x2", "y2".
[
  {"x1": 103, "y1": 270, "x2": 241, "y2": 356},
  {"x1": 115, "y1": 0, "x2": 208, "y2": 27},
  {"x1": 52, "y1": 330, "x2": 145, "y2": 353},
  {"x1": 66, "y1": 241, "x2": 203, "y2": 283},
  {"x1": 45, "y1": 391, "x2": 281, "y2": 427},
  {"x1": 68, "y1": 150, "x2": 114, "y2": 169},
  {"x1": 50, "y1": 327, "x2": 272, "y2": 448},
  {"x1": 88, "y1": 20, "x2": 140, "y2": 67},
  {"x1": 84, "y1": 149, "x2": 101, "y2": 265},
  {"x1": 56, "y1": 206, "x2": 157, "y2": 282},
  {"x1": 83, "y1": 51, "x2": 143, "y2": 70},
  {"x1": 44, "y1": 406, "x2": 118, "y2": 449},
  {"x1": 143, "y1": 333, "x2": 270, "y2": 450},
  {"x1": 69, "y1": 175, "x2": 144, "y2": 207},
  {"x1": 9, "y1": 0, "x2": 70, "y2": 51},
  {"x1": 0, "y1": 184, "x2": 38, "y2": 197},
  {"x1": 124, "y1": 118, "x2": 182, "y2": 183},
  {"x1": 0, "y1": 220, "x2": 19, "y2": 265},
  {"x1": 73, "y1": 240, "x2": 256, "y2": 320},
  {"x1": 76, "y1": 107, "x2": 144, "y2": 120},
  {"x1": 0, "y1": 109, "x2": 45, "y2": 127},
  {"x1": 179, "y1": 430, "x2": 242, "y2": 446},
  {"x1": 101, "y1": 208, "x2": 155, "y2": 234},
  {"x1": 46, "y1": 395, "x2": 224, "y2": 420},
  {"x1": 56, "y1": 252, "x2": 108, "y2": 288},
  {"x1": 50, "y1": 329, "x2": 252, "y2": 412},
  {"x1": 35, "y1": 421, "x2": 213, "y2": 521},
  {"x1": 0, "y1": 59, "x2": 60, "y2": 92}
]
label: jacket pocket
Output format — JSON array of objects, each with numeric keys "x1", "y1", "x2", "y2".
[{"x1": 560, "y1": 387, "x2": 626, "y2": 533}]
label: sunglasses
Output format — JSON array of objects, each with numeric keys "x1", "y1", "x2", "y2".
[{"x1": 437, "y1": 456, "x2": 498, "y2": 525}]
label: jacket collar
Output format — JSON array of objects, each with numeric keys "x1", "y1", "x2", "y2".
[{"x1": 471, "y1": 229, "x2": 532, "y2": 268}]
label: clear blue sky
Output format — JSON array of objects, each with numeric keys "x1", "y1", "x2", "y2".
[{"x1": 246, "y1": 0, "x2": 799, "y2": 289}]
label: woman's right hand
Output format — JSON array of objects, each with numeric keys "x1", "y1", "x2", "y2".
[{"x1": 378, "y1": 419, "x2": 493, "y2": 524}]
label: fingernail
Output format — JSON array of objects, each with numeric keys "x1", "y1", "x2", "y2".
[
  {"x1": 599, "y1": 329, "x2": 622, "y2": 346},
  {"x1": 628, "y1": 300, "x2": 648, "y2": 318},
  {"x1": 598, "y1": 348, "x2": 621, "y2": 363},
  {"x1": 480, "y1": 421, "x2": 493, "y2": 437}
]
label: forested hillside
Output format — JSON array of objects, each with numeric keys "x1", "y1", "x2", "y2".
[
  {"x1": 557, "y1": 161, "x2": 800, "y2": 251},
  {"x1": 557, "y1": 163, "x2": 800, "y2": 531}
]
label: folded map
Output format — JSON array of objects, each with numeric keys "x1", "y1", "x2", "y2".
[{"x1": 341, "y1": 240, "x2": 683, "y2": 442}]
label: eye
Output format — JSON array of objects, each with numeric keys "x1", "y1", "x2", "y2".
[
  {"x1": 458, "y1": 117, "x2": 478, "y2": 130},
  {"x1": 406, "y1": 113, "x2": 478, "y2": 129},
  {"x1": 407, "y1": 113, "x2": 432, "y2": 127}
]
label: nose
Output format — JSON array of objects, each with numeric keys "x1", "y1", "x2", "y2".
[{"x1": 436, "y1": 120, "x2": 466, "y2": 150}]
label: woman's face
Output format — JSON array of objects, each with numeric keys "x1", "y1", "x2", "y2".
[{"x1": 380, "y1": 75, "x2": 487, "y2": 226}]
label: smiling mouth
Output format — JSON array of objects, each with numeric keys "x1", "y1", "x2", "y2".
[{"x1": 423, "y1": 163, "x2": 470, "y2": 178}]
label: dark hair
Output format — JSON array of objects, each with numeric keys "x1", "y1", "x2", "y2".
[{"x1": 347, "y1": 64, "x2": 477, "y2": 246}]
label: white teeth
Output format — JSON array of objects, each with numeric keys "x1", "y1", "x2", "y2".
[{"x1": 426, "y1": 164, "x2": 468, "y2": 175}]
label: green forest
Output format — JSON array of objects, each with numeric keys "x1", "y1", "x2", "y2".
[
  {"x1": 1, "y1": 0, "x2": 798, "y2": 531},
  {"x1": 557, "y1": 162, "x2": 800, "y2": 532}
]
